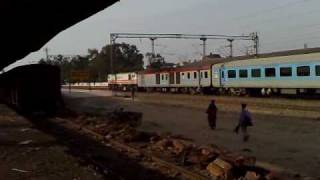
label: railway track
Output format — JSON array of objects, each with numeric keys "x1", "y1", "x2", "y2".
[
  {"x1": 64, "y1": 88, "x2": 320, "y2": 113},
  {"x1": 133, "y1": 92, "x2": 320, "y2": 111},
  {"x1": 55, "y1": 117, "x2": 211, "y2": 180}
]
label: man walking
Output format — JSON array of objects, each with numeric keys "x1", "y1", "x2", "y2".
[
  {"x1": 234, "y1": 103, "x2": 253, "y2": 142},
  {"x1": 206, "y1": 99, "x2": 218, "y2": 130},
  {"x1": 131, "y1": 86, "x2": 135, "y2": 101}
]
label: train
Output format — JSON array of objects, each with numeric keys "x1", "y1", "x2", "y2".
[
  {"x1": 108, "y1": 72, "x2": 138, "y2": 91},
  {"x1": 108, "y1": 48, "x2": 320, "y2": 96},
  {"x1": 0, "y1": 64, "x2": 63, "y2": 115}
]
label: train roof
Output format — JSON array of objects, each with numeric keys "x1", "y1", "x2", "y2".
[
  {"x1": 138, "y1": 68, "x2": 173, "y2": 74},
  {"x1": 219, "y1": 52, "x2": 320, "y2": 67},
  {"x1": 3, "y1": 1, "x2": 117, "y2": 70},
  {"x1": 203, "y1": 47, "x2": 320, "y2": 64},
  {"x1": 182, "y1": 47, "x2": 320, "y2": 69},
  {"x1": 138, "y1": 47, "x2": 320, "y2": 74}
]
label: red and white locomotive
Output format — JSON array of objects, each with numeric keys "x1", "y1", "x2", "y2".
[{"x1": 107, "y1": 72, "x2": 137, "y2": 91}]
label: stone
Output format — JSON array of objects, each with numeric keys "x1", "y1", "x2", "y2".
[
  {"x1": 245, "y1": 172, "x2": 259, "y2": 180},
  {"x1": 235, "y1": 156, "x2": 256, "y2": 166},
  {"x1": 207, "y1": 158, "x2": 233, "y2": 180},
  {"x1": 150, "y1": 136, "x2": 160, "y2": 144},
  {"x1": 154, "y1": 138, "x2": 172, "y2": 151},
  {"x1": 184, "y1": 151, "x2": 199, "y2": 164},
  {"x1": 201, "y1": 147, "x2": 214, "y2": 156},
  {"x1": 172, "y1": 140, "x2": 185, "y2": 155}
]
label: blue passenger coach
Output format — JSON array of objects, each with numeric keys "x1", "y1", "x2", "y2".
[{"x1": 212, "y1": 52, "x2": 320, "y2": 95}]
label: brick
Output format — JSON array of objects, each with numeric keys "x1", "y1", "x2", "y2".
[{"x1": 207, "y1": 158, "x2": 233, "y2": 180}]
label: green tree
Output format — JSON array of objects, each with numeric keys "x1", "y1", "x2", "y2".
[
  {"x1": 39, "y1": 43, "x2": 144, "y2": 83},
  {"x1": 113, "y1": 43, "x2": 144, "y2": 72},
  {"x1": 89, "y1": 43, "x2": 144, "y2": 81}
]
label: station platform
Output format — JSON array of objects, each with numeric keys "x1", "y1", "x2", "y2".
[{"x1": 0, "y1": 104, "x2": 102, "y2": 180}]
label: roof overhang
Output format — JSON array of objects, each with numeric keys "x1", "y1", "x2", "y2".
[{"x1": 2, "y1": 0, "x2": 119, "y2": 70}]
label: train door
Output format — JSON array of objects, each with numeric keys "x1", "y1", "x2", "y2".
[
  {"x1": 220, "y1": 66, "x2": 226, "y2": 87},
  {"x1": 156, "y1": 73, "x2": 160, "y2": 84},
  {"x1": 169, "y1": 72, "x2": 175, "y2": 84},
  {"x1": 176, "y1": 72, "x2": 180, "y2": 84}
]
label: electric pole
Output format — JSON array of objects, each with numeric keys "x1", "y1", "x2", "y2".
[
  {"x1": 253, "y1": 32, "x2": 259, "y2": 56},
  {"x1": 44, "y1": 47, "x2": 49, "y2": 61},
  {"x1": 110, "y1": 38, "x2": 114, "y2": 75},
  {"x1": 150, "y1": 38, "x2": 157, "y2": 57},
  {"x1": 110, "y1": 33, "x2": 257, "y2": 59},
  {"x1": 227, "y1": 39, "x2": 234, "y2": 57},
  {"x1": 109, "y1": 34, "x2": 116, "y2": 96},
  {"x1": 200, "y1": 37, "x2": 207, "y2": 58}
]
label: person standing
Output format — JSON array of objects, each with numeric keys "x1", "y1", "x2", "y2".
[
  {"x1": 131, "y1": 86, "x2": 135, "y2": 101},
  {"x1": 206, "y1": 99, "x2": 218, "y2": 130},
  {"x1": 234, "y1": 103, "x2": 253, "y2": 142}
]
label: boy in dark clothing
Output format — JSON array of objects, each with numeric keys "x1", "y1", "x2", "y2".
[
  {"x1": 234, "y1": 103, "x2": 253, "y2": 142},
  {"x1": 206, "y1": 99, "x2": 218, "y2": 130},
  {"x1": 131, "y1": 86, "x2": 135, "y2": 101}
]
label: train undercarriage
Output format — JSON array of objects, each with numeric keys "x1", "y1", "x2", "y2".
[
  {"x1": 108, "y1": 84, "x2": 137, "y2": 92},
  {"x1": 119, "y1": 85, "x2": 320, "y2": 98}
]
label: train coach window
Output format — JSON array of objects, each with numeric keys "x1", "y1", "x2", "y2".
[
  {"x1": 187, "y1": 72, "x2": 191, "y2": 79},
  {"x1": 161, "y1": 74, "x2": 164, "y2": 80},
  {"x1": 251, "y1": 69, "x2": 261, "y2": 77},
  {"x1": 265, "y1": 68, "x2": 276, "y2": 77},
  {"x1": 205, "y1": 71, "x2": 208, "y2": 78},
  {"x1": 194, "y1": 72, "x2": 197, "y2": 79},
  {"x1": 239, "y1": 69, "x2": 248, "y2": 78},
  {"x1": 316, "y1": 65, "x2": 320, "y2": 76},
  {"x1": 200, "y1": 72, "x2": 203, "y2": 78},
  {"x1": 297, "y1": 66, "x2": 310, "y2": 76},
  {"x1": 228, "y1": 70, "x2": 236, "y2": 78},
  {"x1": 280, "y1": 67, "x2": 292, "y2": 77}
]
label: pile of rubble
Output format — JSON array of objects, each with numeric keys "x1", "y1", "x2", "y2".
[
  {"x1": 70, "y1": 110, "x2": 279, "y2": 180},
  {"x1": 73, "y1": 110, "x2": 148, "y2": 143},
  {"x1": 148, "y1": 135, "x2": 273, "y2": 179}
]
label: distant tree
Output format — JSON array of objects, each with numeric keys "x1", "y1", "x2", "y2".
[
  {"x1": 87, "y1": 49, "x2": 99, "y2": 60},
  {"x1": 70, "y1": 55, "x2": 89, "y2": 70},
  {"x1": 39, "y1": 43, "x2": 144, "y2": 82},
  {"x1": 89, "y1": 46, "x2": 111, "y2": 82},
  {"x1": 113, "y1": 43, "x2": 144, "y2": 72},
  {"x1": 89, "y1": 43, "x2": 144, "y2": 81},
  {"x1": 38, "y1": 58, "x2": 47, "y2": 64}
]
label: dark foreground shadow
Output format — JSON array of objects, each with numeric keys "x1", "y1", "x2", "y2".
[{"x1": 26, "y1": 116, "x2": 177, "y2": 180}]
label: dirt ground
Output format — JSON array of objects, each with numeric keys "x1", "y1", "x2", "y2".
[
  {"x1": 63, "y1": 89, "x2": 320, "y2": 179},
  {"x1": 0, "y1": 102, "x2": 179, "y2": 180},
  {"x1": 0, "y1": 104, "x2": 104, "y2": 180}
]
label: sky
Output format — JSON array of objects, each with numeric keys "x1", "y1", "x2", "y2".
[{"x1": 6, "y1": 0, "x2": 320, "y2": 70}]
